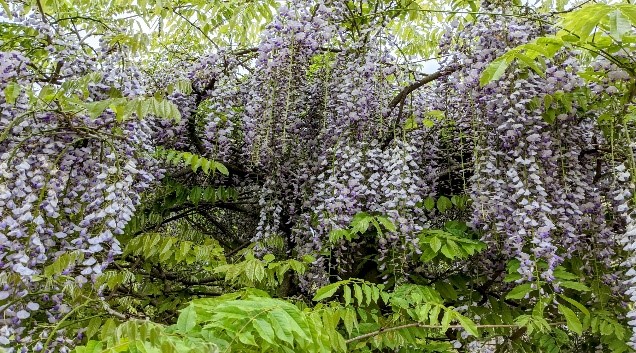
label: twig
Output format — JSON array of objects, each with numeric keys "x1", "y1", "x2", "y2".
[
  {"x1": 381, "y1": 67, "x2": 457, "y2": 148},
  {"x1": 101, "y1": 300, "x2": 128, "y2": 320},
  {"x1": 550, "y1": 0, "x2": 595, "y2": 14},
  {"x1": 345, "y1": 322, "x2": 566, "y2": 344},
  {"x1": 172, "y1": 10, "x2": 219, "y2": 50},
  {"x1": 34, "y1": 0, "x2": 49, "y2": 23}
]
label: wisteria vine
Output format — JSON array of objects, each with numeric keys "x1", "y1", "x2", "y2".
[{"x1": 2, "y1": 0, "x2": 636, "y2": 351}]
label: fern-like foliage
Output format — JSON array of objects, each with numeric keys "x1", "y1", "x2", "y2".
[{"x1": 156, "y1": 147, "x2": 229, "y2": 175}]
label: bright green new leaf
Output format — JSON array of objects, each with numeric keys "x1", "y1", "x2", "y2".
[
  {"x1": 215, "y1": 162, "x2": 229, "y2": 176},
  {"x1": 375, "y1": 215, "x2": 397, "y2": 232},
  {"x1": 313, "y1": 282, "x2": 342, "y2": 301},
  {"x1": 4, "y1": 82, "x2": 20, "y2": 105},
  {"x1": 343, "y1": 285, "x2": 351, "y2": 306},
  {"x1": 353, "y1": 284, "x2": 363, "y2": 305},
  {"x1": 253, "y1": 318, "x2": 276, "y2": 344},
  {"x1": 0, "y1": 0, "x2": 10, "y2": 18},
  {"x1": 559, "y1": 4, "x2": 612, "y2": 42},
  {"x1": 618, "y1": 4, "x2": 636, "y2": 26},
  {"x1": 479, "y1": 56, "x2": 511, "y2": 86},
  {"x1": 429, "y1": 237, "x2": 442, "y2": 253},
  {"x1": 609, "y1": 9, "x2": 631, "y2": 40},
  {"x1": 176, "y1": 305, "x2": 197, "y2": 333},
  {"x1": 85, "y1": 100, "x2": 112, "y2": 119}
]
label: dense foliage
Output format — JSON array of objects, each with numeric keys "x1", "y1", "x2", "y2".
[{"x1": 2, "y1": 0, "x2": 636, "y2": 352}]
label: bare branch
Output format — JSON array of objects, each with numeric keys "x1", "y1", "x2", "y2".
[{"x1": 386, "y1": 67, "x2": 456, "y2": 114}]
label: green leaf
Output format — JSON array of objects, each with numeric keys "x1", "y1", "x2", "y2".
[
  {"x1": 85, "y1": 317, "x2": 102, "y2": 340},
  {"x1": 77, "y1": 341, "x2": 103, "y2": 353},
  {"x1": 480, "y1": 56, "x2": 511, "y2": 86},
  {"x1": 268, "y1": 310, "x2": 295, "y2": 344},
  {"x1": 436, "y1": 196, "x2": 452, "y2": 213},
  {"x1": 403, "y1": 116, "x2": 418, "y2": 132},
  {"x1": 351, "y1": 213, "x2": 371, "y2": 234},
  {"x1": 343, "y1": 285, "x2": 352, "y2": 306},
  {"x1": 439, "y1": 244, "x2": 453, "y2": 259},
  {"x1": 238, "y1": 331, "x2": 258, "y2": 346},
  {"x1": 215, "y1": 162, "x2": 229, "y2": 176},
  {"x1": 375, "y1": 216, "x2": 397, "y2": 232},
  {"x1": 504, "y1": 272, "x2": 522, "y2": 283},
  {"x1": 4, "y1": 82, "x2": 20, "y2": 105},
  {"x1": 0, "y1": 0, "x2": 10, "y2": 18},
  {"x1": 111, "y1": 102, "x2": 128, "y2": 122},
  {"x1": 253, "y1": 318, "x2": 276, "y2": 344},
  {"x1": 423, "y1": 197, "x2": 436, "y2": 211},
  {"x1": 435, "y1": 282, "x2": 457, "y2": 301},
  {"x1": 85, "y1": 100, "x2": 113, "y2": 119},
  {"x1": 456, "y1": 315, "x2": 479, "y2": 337},
  {"x1": 440, "y1": 310, "x2": 453, "y2": 333},
  {"x1": 313, "y1": 282, "x2": 342, "y2": 301},
  {"x1": 515, "y1": 52, "x2": 544, "y2": 76},
  {"x1": 610, "y1": 9, "x2": 631, "y2": 40},
  {"x1": 559, "y1": 295, "x2": 589, "y2": 317},
  {"x1": 353, "y1": 284, "x2": 363, "y2": 305},
  {"x1": 429, "y1": 237, "x2": 442, "y2": 253},
  {"x1": 362, "y1": 284, "x2": 373, "y2": 305},
  {"x1": 343, "y1": 308, "x2": 356, "y2": 336},
  {"x1": 553, "y1": 267, "x2": 579, "y2": 280},
  {"x1": 559, "y1": 281, "x2": 590, "y2": 292},
  {"x1": 559, "y1": 4, "x2": 612, "y2": 42},
  {"x1": 618, "y1": 4, "x2": 636, "y2": 26},
  {"x1": 559, "y1": 304, "x2": 582, "y2": 335},
  {"x1": 506, "y1": 283, "x2": 533, "y2": 300},
  {"x1": 100, "y1": 319, "x2": 117, "y2": 341},
  {"x1": 176, "y1": 305, "x2": 197, "y2": 333}
]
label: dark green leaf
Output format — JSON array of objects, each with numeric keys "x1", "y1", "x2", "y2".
[
  {"x1": 456, "y1": 315, "x2": 479, "y2": 337},
  {"x1": 559, "y1": 304, "x2": 582, "y2": 335},
  {"x1": 559, "y1": 281, "x2": 590, "y2": 292},
  {"x1": 436, "y1": 196, "x2": 452, "y2": 213},
  {"x1": 506, "y1": 283, "x2": 533, "y2": 300}
]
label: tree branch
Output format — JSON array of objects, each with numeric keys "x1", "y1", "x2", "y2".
[
  {"x1": 387, "y1": 67, "x2": 456, "y2": 114},
  {"x1": 133, "y1": 209, "x2": 196, "y2": 236},
  {"x1": 381, "y1": 67, "x2": 457, "y2": 148},
  {"x1": 232, "y1": 46, "x2": 341, "y2": 57},
  {"x1": 172, "y1": 9, "x2": 219, "y2": 50},
  {"x1": 345, "y1": 322, "x2": 566, "y2": 344}
]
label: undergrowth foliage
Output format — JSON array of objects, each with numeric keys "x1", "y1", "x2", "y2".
[{"x1": 2, "y1": 0, "x2": 636, "y2": 352}]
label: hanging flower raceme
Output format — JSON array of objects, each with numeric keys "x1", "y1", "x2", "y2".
[
  {"x1": 438, "y1": 8, "x2": 615, "y2": 284},
  {"x1": 0, "y1": 47, "x2": 162, "y2": 351},
  {"x1": 293, "y1": 137, "x2": 438, "y2": 290}
]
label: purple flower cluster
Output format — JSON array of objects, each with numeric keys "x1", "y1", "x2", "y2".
[
  {"x1": 437, "y1": 8, "x2": 615, "y2": 284},
  {"x1": 293, "y1": 138, "x2": 437, "y2": 289},
  {"x1": 192, "y1": 0, "x2": 444, "y2": 288},
  {"x1": 587, "y1": 55, "x2": 636, "y2": 348},
  {"x1": 0, "y1": 41, "x2": 162, "y2": 352}
]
